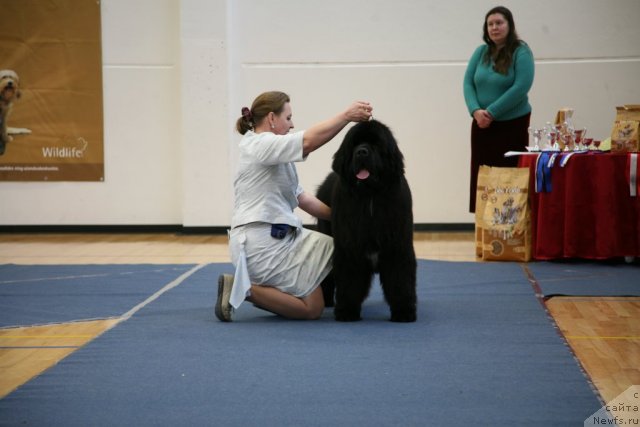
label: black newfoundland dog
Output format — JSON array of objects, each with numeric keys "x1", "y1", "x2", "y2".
[{"x1": 317, "y1": 120, "x2": 417, "y2": 322}]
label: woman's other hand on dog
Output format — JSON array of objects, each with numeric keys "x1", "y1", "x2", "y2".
[{"x1": 297, "y1": 191, "x2": 331, "y2": 221}]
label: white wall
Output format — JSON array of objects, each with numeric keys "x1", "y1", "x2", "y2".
[{"x1": 1, "y1": 0, "x2": 639, "y2": 227}]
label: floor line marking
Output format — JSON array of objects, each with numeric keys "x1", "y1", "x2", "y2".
[
  {"x1": 119, "y1": 263, "x2": 208, "y2": 323},
  {"x1": 566, "y1": 336, "x2": 640, "y2": 341},
  {"x1": 0, "y1": 335, "x2": 93, "y2": 339},
  {"x1": 0, "y1": 266, "x2": 195, "y2": 285},
  {"x1": 0, "y1": 346, "x2": 80, "y2": 349}
]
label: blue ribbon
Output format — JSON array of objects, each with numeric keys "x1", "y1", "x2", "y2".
[{"x1": 535, "y1": 152, "x2": 553, "y2": 193}]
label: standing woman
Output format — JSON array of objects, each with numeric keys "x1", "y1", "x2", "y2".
[
  {"x1": 463, "y1": 5, "x2": 535, "y2": 212},
  {"x1": 215, "y1": 91, "x2": 372, "y2": 322}
]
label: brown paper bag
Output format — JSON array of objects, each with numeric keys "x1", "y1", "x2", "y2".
[
  {"x1": 613, "y1": 105, "x2": 640, "y2": 121},
  {"x1": 477, "y1": 166, "x2": 531, "y2": 262},
  {"x1": 554, "y1": 107, "x2": 574, "y2": 126},
  {"x1": 474, "y1": 165, "x2": 491, "y2": 258},
  {"x1": 611, "y1": 105, "x2": 640, "y2": 153},
  {"x1": 611, "y1": 120, "x2": 639, "y2": 153}
]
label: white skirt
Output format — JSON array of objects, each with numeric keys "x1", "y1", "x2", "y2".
[{"x1": 228, "y1": 222, "x2": 333, "y2": 308}]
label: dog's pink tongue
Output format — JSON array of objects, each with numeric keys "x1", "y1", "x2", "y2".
[{"x1": 356, "y1": 169, "x2": 370, "y2": 180}]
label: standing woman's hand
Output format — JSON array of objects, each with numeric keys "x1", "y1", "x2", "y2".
[{"x1": 473, "y1": 109, "x2": 493, "y2": 129}]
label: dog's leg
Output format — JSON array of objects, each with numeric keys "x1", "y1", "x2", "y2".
[
  {"x1": 333, "y1": 254, "x2": 372, "y2": 321},
  {"x1": 0, "y1": 128, "x2": 8, "y2": 156},
  {"x1": 334, "y1": 282, "x2": 366, "y2": 321},
  {"x1": 1, "y1": 104, "x2": 10, "y2": 155},
  {"x1": 378, "y1": 251, "x2": 417, "y2": 322}
]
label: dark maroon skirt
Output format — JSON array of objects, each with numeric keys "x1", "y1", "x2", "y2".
[{"x1": 468, "y1": 112, "x2": 531, "y2": 213}]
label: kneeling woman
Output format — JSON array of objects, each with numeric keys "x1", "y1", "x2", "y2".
[{"x1": 215, "y1": 91, "x2": 372, "y2": 322}]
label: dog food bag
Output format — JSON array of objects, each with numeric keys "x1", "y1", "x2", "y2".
[
  {"x1": 611, "y1": 105, "x2": 640, "y2": 153},
  {"x1": 478, "y1": 167, "x2": 532, "y2": 262},
  {"x1": 475, "y1": 165, "x2": 491, "y2": 258}
]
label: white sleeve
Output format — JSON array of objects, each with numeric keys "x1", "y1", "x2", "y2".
[{"x1": 248, "y1": 131, "x2": 305, "y2": 165}]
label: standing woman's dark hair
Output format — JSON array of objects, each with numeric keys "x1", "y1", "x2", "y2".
[
  {"x1": 482, "y1": 6, "x2": 521, "y2": 74},
  {"x1": 236, "y1": 91, "x2": 291, "y2": 135}
]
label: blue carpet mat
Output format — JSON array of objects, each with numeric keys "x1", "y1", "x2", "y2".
[
  {"x1": 0, "y1": 264, "x2": 197, "y2": 327},
  {"x1": 525, "y1": 261, "x2": 639, "y2": 297},
  {"x1": 0, "y1": 261, "x2": 603, "y2": 426}
]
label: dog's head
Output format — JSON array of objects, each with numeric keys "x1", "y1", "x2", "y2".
[
  {"x1": 0, "y1": 70, "x2": 20, "y2": 104},
  {"x1": 332, "y1": 120, "x2": 405, "y2": 192}
]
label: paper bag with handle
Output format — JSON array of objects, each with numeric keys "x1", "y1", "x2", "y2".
[
  {"x1": 476, "y1": 166, "x2": 531, "y2": 262},
  {"x1": 611, "y1": 105, "x2": 640, "y2": 153},
  {"x1": 474, "y1": 165, "x2": 491, "y2": 258}
]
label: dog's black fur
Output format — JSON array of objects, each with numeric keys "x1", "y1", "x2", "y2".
[{"x1": 317, "y1": 120, "x2": 417, "y2": 322}]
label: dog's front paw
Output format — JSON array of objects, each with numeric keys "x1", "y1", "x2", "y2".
[
  {"x1": 390, "y1": 310, "x2": 417, "y2": 323},
  {"x1": 334, "y1": 308, "x2": 362, "y2": 322}
]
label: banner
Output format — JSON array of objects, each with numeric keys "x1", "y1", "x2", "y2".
[{"x1": 0, "y1": 0, "x2": 104, "y2": 181}]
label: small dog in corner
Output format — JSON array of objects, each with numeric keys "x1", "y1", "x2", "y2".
[{"x1": 1, "y1": 69, "x2": 31, "y2": 155}]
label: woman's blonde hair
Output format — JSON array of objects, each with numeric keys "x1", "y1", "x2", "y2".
[{"x1": 236, "y1": 91, "x2": 291, "y2": 134}]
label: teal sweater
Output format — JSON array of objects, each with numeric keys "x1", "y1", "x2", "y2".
[{"x1": 463, "y1": 43, "x2": 534, "y2": 121}]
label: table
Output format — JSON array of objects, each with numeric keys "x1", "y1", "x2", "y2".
[{"x1": 519, "y1": 152, "x2": 640, "y2": 260}]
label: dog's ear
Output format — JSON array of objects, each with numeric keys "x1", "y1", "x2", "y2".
[
  {"x1": 388, "y1": 135, "x2": 405, "y2": 177},
  {"x1": 377, "y1": 123, "x2": 405, "y2": 180},
  {"x1": 16, "y1": 90, "x2": 21, "y2": 99},
  {"x1": 331, "y1": 144, "x2": 345, "y2": 176},
  {"x1": 331, "y1": 129, "x2": 352, "y2": 177}
]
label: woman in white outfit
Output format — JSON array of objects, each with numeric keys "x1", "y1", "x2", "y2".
[{"x1": 216, "y1": 91, "x2": 373, "y2": 321}]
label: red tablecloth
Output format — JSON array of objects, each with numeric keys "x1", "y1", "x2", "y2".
[{"x1": 519, "y1": 152, "x2": 640, "y2": 260}]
